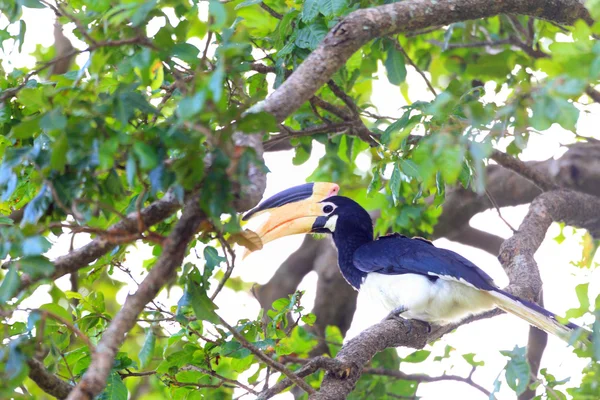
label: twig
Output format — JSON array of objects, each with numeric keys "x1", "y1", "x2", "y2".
[
  {"x1": 0, "y1": 37, "x2": 152, "y2": 102},
  {"x1": 390, "y1": 38, "x2": 437, "y2": 96},
  {"x1": 263, "y1": 122, "x2": 352, "y2": 149},
  {"x1": 364, "y1": 367, "x2": 494, "y2": 399},
  {"x1": 427, "y1": 38, "x2": 513, "y2": 49},
  {"x1": 210, "y1": 236, "x2": 237, "y2": 301},
  {"x1": 260, "y1": 3, "x2": 283, "y2": 19},
  {"x1": 53, "y1": 2, "x2": 98, "y2": 46},
  {"x1": 27, "y1": 359, "x2": 73, "y2": 400},
  {"x1": 33, "y1": 309, "x2": 96, "y2": 351},
  {"x1": 257, "y1": 356, "x2": 351, "y2": 400},
  {"x1": 485, "y1": 189, "x2": 517, "y2": 233},
  {"x1": 218, "y1": 316, "x2": 315, "y2": 395},
  {"x1": 181, "y1": 365, "x2": 259, "y2": 395}
]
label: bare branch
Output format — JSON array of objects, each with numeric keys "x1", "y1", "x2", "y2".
[
  {"x1": 490, "y1": 149, "x2": 558, "y2": 191},
  {"x1": 27, "y1": 359, "x2": 73, "y2": 400}
]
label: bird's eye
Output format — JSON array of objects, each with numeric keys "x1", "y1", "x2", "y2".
[{"x1": 323, "y1": 205, "x2": 334, "y2": 213}]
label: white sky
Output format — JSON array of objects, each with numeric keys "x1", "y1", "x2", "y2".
[{"x1": 4, "y1": 6, "x2": 600, "y2": 400}]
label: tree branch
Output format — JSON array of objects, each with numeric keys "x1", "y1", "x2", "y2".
[
  {"x1": 66, "y1": 194, "x2": 206, "y2": 400},
  {"x1": 261, "y1": 0, "x2": 591, "y2": 122},
  {"x1": 490, "y1": 149, "x2": 558, "y2": 191},
  {"x1": 19, "y1": 191, "x2": 182, "y2": 292},
  {"x1": 27, "y1": 359, "x2": 73, "y2": 400}
]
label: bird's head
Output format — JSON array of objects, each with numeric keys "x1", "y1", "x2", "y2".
[{"x1": 242, "y1": 182, "x2": 372, "y2": 256}]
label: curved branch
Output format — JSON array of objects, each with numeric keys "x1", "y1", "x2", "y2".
[
  {"x1": 65, "y1": 134, "x2": 267, "y2": 400},
  {"x1": 18, "y1": 191, "x2": 182, "y2": 292},
  {"x1": 444, "y1": 225, "x2": 504, "y2": 255},
  {"x1": 66, "y1": 194, "x2": 206, "y2": 400},
  {"x1": 262, "y1": 0, "x2": 590, "y2": 122},
  {"x1": 27, "y1": 359, "x2": 73, "y2": 400}
]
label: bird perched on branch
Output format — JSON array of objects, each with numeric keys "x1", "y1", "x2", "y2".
[{"x1": 243, "y1": 182, "x2": 585, "y2": 343}]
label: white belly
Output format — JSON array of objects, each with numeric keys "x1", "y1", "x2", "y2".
[{"x1": 361, "y1": 273, "x2": 496, "y2": 325}]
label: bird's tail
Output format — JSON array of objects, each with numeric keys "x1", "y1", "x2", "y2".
[{"x1": 488, "y1": 289, "x2": 586, "y2": 343}]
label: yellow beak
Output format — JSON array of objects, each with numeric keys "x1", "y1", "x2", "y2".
[{"x1": 241, "y1": 182, "x2": 339, "y2": 257}]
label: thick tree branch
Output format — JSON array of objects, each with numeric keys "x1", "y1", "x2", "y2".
[
  {"x1": 18, "y1": 192, "x2": 181, "y2": 292},
  {"x1": 490, "y1": 149, "x2": 558, "y2": 191},
  {"x1": 261, "y1": 0, "x2": 591, "y2": 122},
  {"x1": 27, "y1": 359, "x2": 73, "y2": 400},
  {"x1": 444, "y1": 225, "x2": 504, "y2": 255},
  {"x1": 520, "y1": 296, "x2": 549, "y2": 400},
  {"x1": 66, "y1": 194, "x2": 206, "y2": 400}
]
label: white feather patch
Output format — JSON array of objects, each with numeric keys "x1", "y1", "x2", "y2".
[
  {"x1": 361, "y1": 272, "x2": 496, "y2": 324},
  {"x1": 324, "y1": 214, "x2": 338, "y2": 232}
]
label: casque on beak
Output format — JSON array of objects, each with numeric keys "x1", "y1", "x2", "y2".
[{"x1": 241, "y1": 182, "x2": 339, "y2": 257}]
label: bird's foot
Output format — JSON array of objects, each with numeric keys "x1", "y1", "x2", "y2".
[
  {"x1": 421, "y1": 321, "x2": 432, "y2": 333},
  {"x1": 383, "y1": 306, "x2": 407, "y2": 323}
]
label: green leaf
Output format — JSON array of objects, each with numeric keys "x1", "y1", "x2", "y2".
[
  {"x1": 462, "y1": 353, "x2": 485, "y2": 367},
  {"x1": 301, "y1": 313, "x2": 316, "y2": 326},
  {"x1": 325, "y1": 325, "x2": 343, "y2": 357},
  {"x1": 133, "y1": 142, "x2": 159, "y2": 170},
  {"x1": 98, "y1": 371, "x2": 128, "y2": 400},
  {"x1": 138, "y1": 329, "x2": 156, "y2": 369},
  {"x1": 238, "y1": 111, "x2": 278, "y2": 133},
  {"x1": 18, "y1": 20, "x2": 26, "y2": 53},
  {"x1": 403, "y1": 349, "x2": 430, "y2": 363},
  {"x1": 586, "y1": 0, "x2": 600, "y2": 21},
  {"x1": 178, "y1": 91, "x2": 206, "y2": 120},
  {"x1": 385, "y1": 43, "x2": 407, "y2": 86},
  {"x1": 500, "y1": 346, "x2": 531, "y2": 396},
  {"x1": 209, "y1": 0, "x2": 227, "y2": 29},
  {"x1": 295, "y1": 22, "x2": 328, "y2": 50},
  {"x1": 40, "y1": 109, "x2": 67, "y2": 132},
  {"x1": 18, "y1": 256, "x2": 54, "y2": 278},
  {"x1": 50, "y1": 134, "x2": 68, "y2": 171},
  {"x1": 10, "y1": 115, "x2": 41, "y2": 139},
  {"x1": 170, "y1": 43, "x2": 200, "y2": 65},
  {"x1": 131, "y1": 0, "x2": 157, "y2": 27},
  {"x1": 235, "y1": 0, "x2": 263, "y2": 10},
  {"x1": 398, "y1": 159, "x2": 421, "y2": 180},
  {"x1": 19, "y1": 0, "x2": 45, "y2": 9},
  {"x1": 302, "y1": 0, "x2": 320, "y2": 22},
  {"x1": 389, "y1": 163, "x2": 401, "y2": 206},
  {"x1": 21, "y1": 235, "x2": 51, "y2": 256},
  {"x1": 0, "y1": 266, "x2": 19, "y2": 303},
  {"x1": 188, "y1": 283, "x2": 220, "y2": 324},
  {"x1": 21, "y1": 186, "x2": 52, "y2": 226},
  {"x1": 319, "y1": 0, "x2": 347, "y2": 17},
  {"x1": 0, "y1": 216, "x2": 14, "y2": 225}
]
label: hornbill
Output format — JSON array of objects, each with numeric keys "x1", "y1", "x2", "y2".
[{"x1": 243, "y1": 182, "x2": 584, "y2": 342}]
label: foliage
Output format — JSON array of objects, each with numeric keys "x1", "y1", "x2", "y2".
[{"x1": 0, "y1": 0, "x2": 599, "y2": 399}]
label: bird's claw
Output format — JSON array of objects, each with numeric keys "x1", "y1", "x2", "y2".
[{"x1": 383, "y1": 306, "x2": 407, "y2": 323}]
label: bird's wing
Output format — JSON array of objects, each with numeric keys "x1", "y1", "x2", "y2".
[{"x1": 352, "y1": 233, "x2": 497, "y2": 291}]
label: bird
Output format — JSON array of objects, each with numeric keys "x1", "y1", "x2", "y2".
[{"x1": 243, "y1": 182, "x2": 585, "y2": 343}]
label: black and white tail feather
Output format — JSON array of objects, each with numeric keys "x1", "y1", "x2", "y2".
[{"x1": 489, "y1": 289, "x2": 587, "y2": 344}]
